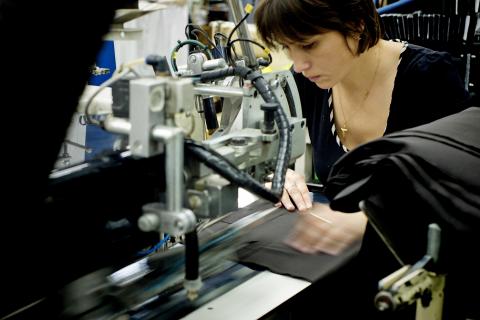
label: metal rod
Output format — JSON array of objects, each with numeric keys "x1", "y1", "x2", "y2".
[
  {"x1": 64, "y1": 139, "x2": 93, "y2": 153},
  {"x1": 152, "y1": 126, "x2": 184, "y2": 213},
  {"x1": 103, "y1": 116, "x2": 132, "y2": 135},
  {"x1": 193, "y1": 86, "x2": 244, "y2": 97}
]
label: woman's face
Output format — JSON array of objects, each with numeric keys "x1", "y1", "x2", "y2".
[{"x1": 281, "y1": 31, "x2": 359, "y2": 89}]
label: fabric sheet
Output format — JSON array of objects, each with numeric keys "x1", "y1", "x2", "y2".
[{"x1": 201, "y1": 200, "x2": 360, "y2": 283}]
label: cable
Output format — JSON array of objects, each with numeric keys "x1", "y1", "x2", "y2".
[
  {"x1": 170, "y1": 39, "x2": 213, "y2": 73},
  {"x1": 83, "y1": 58, "x2": 144, "y2": 125},
  {"x1": 184, "y1": 24, "x2": 224, "y2": 58},
  {"x1": 137, "y1": 235, "x2": 171, "y2": 256},
  {"x1": 191, "y1": 29, "x2": 224, "y2": 58},
  {"x1": 84, "y1": 68, "x2": 133, "y2": 126},
  {"x1": 185, "y1": 139, "x2": 279, "y2": 203},
  {"x1": 185, "y1": 23, "x2": 210, "y2": 40},
  {"x1": 195, "y1": 66, "x2": 292, "y2": 201},
  {"x1": 226, "y1": 13, "x2": 250, "y2": 51},
  {"x1": 228, "y1": 38, "x2": 272, "y2": 66},
  {"x1": 225, "y1": 4, "x2": 252, "y2": 66},
  {"x1": 214, "y1": 32, "x2": 228, "y2": 41}
]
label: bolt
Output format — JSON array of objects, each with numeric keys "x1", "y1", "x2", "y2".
[
  {"x1": 230, "y1": 137, "x2": 248, "y2": 146},
  {"x1": 269, "y1": 79, "x2": 279, "y2": 89},
  {"x1": 187, "y1": 289, "x2": 199, "y2": 301},
  {"x1": 376, "y1": 301, "x2": 390, "y2": 312},
  {"x1": 188, "y1": 195, "x2": 203, "y2": 209},
  {"x1": 174, "y1": 219, "x2": 184, "y2": 231},
  {"x1": 138, "y1": 213, "x2": 159, "y2": 232}
]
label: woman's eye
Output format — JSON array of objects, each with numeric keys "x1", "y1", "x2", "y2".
[{"x1": 302, "y1": 42, "x2": 316, "y2": 50}]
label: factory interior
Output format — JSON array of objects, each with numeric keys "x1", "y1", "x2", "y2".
[{"x1": 1, "y1": 0, "x2": 480, "y2": 319}]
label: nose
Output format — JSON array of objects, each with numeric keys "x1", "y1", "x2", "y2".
[{"x1": 290, "y1": 48, "x2": 311, "y2": 73}]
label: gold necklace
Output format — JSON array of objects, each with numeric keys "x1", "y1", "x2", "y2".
[{"x1": 335, "y1": 47, "x2": 381, "y2": 138}]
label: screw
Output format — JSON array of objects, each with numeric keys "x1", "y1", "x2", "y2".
[
  {"x1": 188, "y1": 195, "x2": 203, "y2": 209},
  {"x1": 230, "y1": 137, "x2": 248, "y2": 146}
]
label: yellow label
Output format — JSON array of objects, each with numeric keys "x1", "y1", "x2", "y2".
[{"x1": 244, "y1": 3, "x2": 254, "y2": 13}]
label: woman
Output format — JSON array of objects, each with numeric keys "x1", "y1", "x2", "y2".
[{"x1": 254, "y1": 0, "x2": 470, "y2": 255}]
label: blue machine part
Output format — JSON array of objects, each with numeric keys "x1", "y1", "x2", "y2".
[
  {"x1": 89, "y1": 40, "x2": 116, "y2": 86},
  {"x1": 86, "y1": 40, "x2": 119, "y2": 160},
  {"x1": 377, "y1": 0, "x2": 415, "y2": 14}
]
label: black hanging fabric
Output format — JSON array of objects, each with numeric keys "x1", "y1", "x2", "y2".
[{"x1": 324, "y1": 106, "x2": 480, "y2": 318}]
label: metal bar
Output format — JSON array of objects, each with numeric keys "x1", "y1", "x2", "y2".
[
  {"x1": 152, "y1": 126, "x2": 184, "y2": 213},
  {"x1": 103, "y1": 116, "x2": 132, "y2": 135},
  {"x1": 193, "y1": 86, "x2": 244, "y2": 98}
]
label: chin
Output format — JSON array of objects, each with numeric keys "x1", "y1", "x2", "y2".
[{"x1": 314, "y1": 80, "x2": 333, "y2": 90}]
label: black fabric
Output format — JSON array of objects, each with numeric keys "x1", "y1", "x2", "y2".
[
  {"x1": 200, "y1": 200, "x2": 361, "y2": 282},
  {"x1": 293, "y1": 43, "x2": 470, "y2": 183},
  {"x1": 324, "y1": 107, "x2": 480, "y2": 319},
  {"x1": 234, "y1": 204, "x2": 361, "y2": 282},
  {"x1": 221, "y1": 201, "x2": 409, "y2": 319}
]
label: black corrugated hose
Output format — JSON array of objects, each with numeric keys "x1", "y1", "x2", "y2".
[
  {"x1": 197, "y1": 66, "x2": 292, "y2": 201},
  {"x1": 185, "y1": 139, "x2": 279, "y2": 203}
]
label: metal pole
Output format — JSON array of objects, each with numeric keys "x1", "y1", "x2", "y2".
[
  {"x1": 152, "y1": 126, "x2": 184, "y2": 213},
  {"x1": 193, "y1": 86, "x2": 244, "y2": 97}
]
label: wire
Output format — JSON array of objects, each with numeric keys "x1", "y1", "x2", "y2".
[
  {"x1": 137, "y1": 234, "x2": 171, "y2": 256},
  {"x1": 228, "y1": 38, "x2": 273, "y2": 66},
  {"x1": 185, "y1": 24, "x2": 224, "y2": 57},
  {"x1": 170, "y1": 39, "x2": 213, "y2": 72},
  {"x1": 226, "y1": 13, "x2": 250, "y2": 51},
  {"x1": 226, "y1": 12, "x2": 251, "y2": 66},
  {"x1": 83, "y1": 58, "x2": 144, "y2": 125},
  {"x1": 185, "y1": 139, "x2": 279, "y2": 203},
  {"x1": 83, "y1": 68, "x2": 132, "y2": 126},
  {"x1": 191, "y1": 29, "x2": 224, "y2": 58},
  {"x1": 185, "y1": 23, "x2": 209, "y2": 40},
  {"x1": 199, "y1": 65, "x2": 292, "y2": 197},
  {"x1": 214, "y1": 32, "x2": 228, "y2": 41}
]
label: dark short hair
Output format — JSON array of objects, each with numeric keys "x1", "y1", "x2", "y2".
[{"x1": 254, "y1": 0, "x2": 382, "y2": 55}]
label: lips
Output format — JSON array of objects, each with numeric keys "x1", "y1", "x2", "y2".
[{"x1": 306, "y1": 75, "x2": 321, "y2": 82}]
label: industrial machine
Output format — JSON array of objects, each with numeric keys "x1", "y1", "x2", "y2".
[{"x1": 1, "y1": 1, "x2": 306, "y2": 319}]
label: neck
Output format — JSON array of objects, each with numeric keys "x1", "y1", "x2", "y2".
[{"x1": 337, "y1": 40, "x2": 383, "y2": 93}]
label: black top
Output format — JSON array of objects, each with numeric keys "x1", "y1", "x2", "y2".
[{"x1": 293, "y1": 43, "x2": 470, "y2": 183}]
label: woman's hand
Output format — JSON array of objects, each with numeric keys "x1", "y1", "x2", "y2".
[
  {"x1": 272, "y1": 169, "x2": 312, "y2": 212},
  {"x1": 285, "y1": 203, "x2": 368, "y2": 255}
]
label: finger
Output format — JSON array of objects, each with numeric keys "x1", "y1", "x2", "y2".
[
  {"x1": 297, "y1": 181, "x2": 312, "y2": 209},
  {"x1": 281, "y1": 189, "x2": 296, "y2": 211},
  {"x1": 286, "y1": 170, "x2": 312, "y2": 210},
  {"x1": 286, "y1": 187, "x2": 307, "y2": 211}
]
